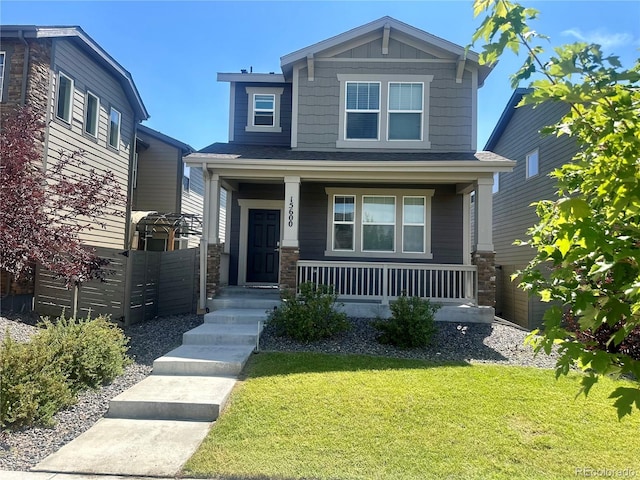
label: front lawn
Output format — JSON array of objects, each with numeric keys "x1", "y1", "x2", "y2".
[{"x1": 184, "y1": 353, "x2": 640, "y2": 480}]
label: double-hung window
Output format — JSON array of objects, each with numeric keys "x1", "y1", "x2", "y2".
[
  {"x1": 338, "y1": 74, "x2": 433, "y2": 149},
  {"x1": 108, "y1": 107, "x2": 121, "y2": 150},
  {"x1": 56, "y1": 71, "x2": 74, "y2": 123},
  {"x1": 84, "y1": 91, "x2": 99, "y2": 137},
  {"x1": 253, "y1": 94, "x2": 275, "y2": 126},
  {"x1": 403, "y1": 197, "x2": 426, "y2": 253},
  {"x1": 362, "y1": 196, "x2": 395, "y2": 252},
  {"x1": 245, "y1": 87, "x2": 283, "y2": 133},
  {"x1": 526, "y1": 148, "x2": 539, "y2": 178},
  {"x1": 345, "y1": 82, "x2": 380, "y2": 140},
  {"x1": 332, "y1": 195, "x2": 355, "y2": 251},
  {"x1": 388, "y1": 83, "x2": 423, "y2": 140}
]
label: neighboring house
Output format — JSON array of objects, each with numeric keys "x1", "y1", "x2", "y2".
[
  {"x1": 133, "y1": 124, "x2": 204, "y2": 251},
  {"x1": 485, "y1": 88, "x2": 577, "y2": 329},
  {"x1": 0, "y1": 25, "x2": 148, "y2": 312},
  {"x1": 185, "y1": 17, "x2": 515, "y2": 321}
]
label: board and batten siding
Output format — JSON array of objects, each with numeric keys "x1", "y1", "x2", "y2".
[
  {"x1": 491, "y1": 100, "x2": 577, "y2": 328},
  {"x1": 47, "y1": 38, "x2": 135, "y2": 249},
  {"x1": 231, "y1": 81, "x2": 292, "y2": 146},
  {"x1": 134, "y1": 131, "x2": 181, "y2": 213},
  {"x1": 295, "y1": 59, "x2": 472, "y2": 152}
]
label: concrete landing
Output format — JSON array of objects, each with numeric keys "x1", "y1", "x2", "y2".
[
  {"x1": 106, "y1": 375, "x2": 236, "y2": 421},
  {"x1": 33, "y1": 418, "x2": 211, "y2": 477},
  {"x1": 152, "y1": 344, "x2": 255, "y2": 376},
  {"x1": 205, "y1": 308, "x2": 270, "y2": 324}
]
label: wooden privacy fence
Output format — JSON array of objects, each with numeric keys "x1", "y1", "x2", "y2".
[{"x1": 34, "y1": 247, "x2": 198, "y2": 325}]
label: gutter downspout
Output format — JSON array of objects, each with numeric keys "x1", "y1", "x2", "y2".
[{"x1": 18, "y1": 30, "x2": 29, "y2": 105}]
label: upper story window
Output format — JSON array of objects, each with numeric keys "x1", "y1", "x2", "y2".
[
  {"x1": 56, "y1": 71, "x2": 74, "y2": 124},
  {"x1": 183, "y1": 164, "x2": 191, "y2": 192},
  {"x1": 245, "y1": 87, "x2": 283, "y2": 133},
  {"x1": 0, "y1": 52, "x2": 6, "y2": 101},
  {"x1": 108, "y1": 107, "x2": 121, "y2": 150},
  {"x1": 345, "y1": 82, "x2": 380, "y2": 140},
  {"x1": 526, "y1": 148, "x2": 539, "y2": 178},
  {"x1": 337, "y1": 74, "x2": 433, "y2": 149},
  {"x1": 84, "y1": 91, "x2": 100, "y2": 138}
]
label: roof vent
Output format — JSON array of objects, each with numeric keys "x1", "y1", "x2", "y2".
[{"x1": 240, "y1": 69, "x2": 247, "y2": 74}]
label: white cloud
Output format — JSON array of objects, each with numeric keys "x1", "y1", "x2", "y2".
[{"x1": 562, "y1": 28, "x2": 638, "y2": 50}]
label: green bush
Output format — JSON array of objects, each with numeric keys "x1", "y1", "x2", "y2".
[
  {"x1": 0, "y1": 334, "x2": 74, "y2": 428},
  {"x1": 267, "y1": 283, "x2": 350, "y2": 342},
  {"x1": 374, "y1": 295, "x2": 440, "y2": 348},
  {"x1": 34, "y1": 314, "x2": 132, "y2": 393},
  {"x1": 0, "y1": 314, "x2": 131, "y2": 429}
]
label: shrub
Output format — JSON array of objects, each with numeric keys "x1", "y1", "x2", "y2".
[
  {"x1": 34, "y1": 314, "x2": 132, "y2": 393},
  {"x1": 374, "y1": 295, "x2": 439, "y2": 348},
  {"x1": 0, "y1": 334, "x2": 74, "y2": 428},
  {"x1": 267, "y1": 283, "x2": 350, "y2": 342}
]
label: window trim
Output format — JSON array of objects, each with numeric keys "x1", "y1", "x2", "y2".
[
  {"x1": 344, "y1": 81, "x2": 381, "y2": 141},
  {"x1": 245, "y1": 86, "x2": 283, "y2": 133},
  {"x1": 337, "y1": 74, "x2": 433, "y2": 149},
  {"x1": 108, "y1": 107, "x2": 121, "y2": 150},
  {"x1": 387, "y1": 82, "x2": 424, "y2": 142},
  {"x1": 83, "y1": 90, "x2": 100, "y2": 138},
  {"x1": 55, "y1": 71, "x2": 74, "y2": 124},
  {"x1": 526, "y1": 148, "x2": 539, "y2": 178},
  {"x1": 332, "y1": 195, "x2": 356, "y2": 252},
  {"x1": 402, "y1": 196, "x2": 426, "y2": 254},
  {"x1": 325, "y1": 187, "x2": 434, "y2": 259}
]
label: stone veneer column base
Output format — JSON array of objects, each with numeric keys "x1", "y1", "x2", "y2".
[
  {"x1": 472, "y1": 250, "x2": 496, "y2": 307},
  {"x1": 279, "y1": 247, "x2": 299, "y2": 293},
  {"x1": 206, "y1": 243, "x2": 225, "y2": 299}
]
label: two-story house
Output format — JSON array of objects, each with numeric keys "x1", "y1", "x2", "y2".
[
  {"x1": 133, "y1": 125, "x2": 204, "y2": 252},
  {"x1": 185, "y1": 17, "x2": 515, "y2": 321},
  {"x1": 486, "y1": 88, "x2": 578, "y2": 329},
  {"x1": 0, "y1": 25, "x2": 148, "y2": 313}
]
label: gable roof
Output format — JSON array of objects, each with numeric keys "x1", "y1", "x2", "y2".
[
  {"x1": 137, "y1": 124, "x2": 194, "y2": 154},
  {"x1": 280, "y1": 16, "x2": 493, "y2": 85},
  {"x1": 1, "y1": 25, "x2": 149, "y2": 121},
  {"x1": 484, "y1": 88, "x2": 532, "y2": 151}
]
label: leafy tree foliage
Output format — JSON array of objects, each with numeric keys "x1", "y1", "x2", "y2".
[
  {"x1": 0, "y1": 106, "x2": 126, "y2": 285},
  {"x1": 472, "y1": 0, "x2": 640, "y2": 418}
]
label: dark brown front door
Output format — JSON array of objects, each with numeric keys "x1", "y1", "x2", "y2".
[{"x1": 247, "y1": 209, "x2": 280, "y2": 283}]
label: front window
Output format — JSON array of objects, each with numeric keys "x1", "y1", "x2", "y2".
[
  {"x1": 388, "y1": 83, "x2": 422, "y2": 140},
  {"x1": 253, "y1": 94, "x2": 275, "y2": 126},
  {"x1": 362, "y1": 196, "x2": 395, "y2": 252},
  {"x1": 56, "y1": 72, "x2": 74, "y2": 123},
  {"x1": 108, "y1": 108, "x2": 121, "y2": 149},
  {"x1": 403, "y1": 197, "x2": 425, "y2": 253},
  {"x1": 332, "y1": 195, "x2": 355, "y2": 251},
  {"x1": 84, "y1": 91, "x2": 99, "y2": 137},
  {"x1": 345, "y1": 82, "x2": 380, "y2": 140}
]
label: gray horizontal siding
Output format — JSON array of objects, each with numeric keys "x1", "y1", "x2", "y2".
[
  {"x1": 296, "y1": 60, "x2": 472, "y2": 152},
  {"x1": 232, "y1": 82, "x2": 292, "y2": 145},
  {"x1": 47, "y1": 39, "x2": 136, "y2": 249}
]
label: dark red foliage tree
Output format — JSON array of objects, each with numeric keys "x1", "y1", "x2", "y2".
[{"x1": 0, "y1": 106, "x2": 127, "y2": 285}]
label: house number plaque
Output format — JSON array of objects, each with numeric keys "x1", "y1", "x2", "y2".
[{"x1": 288, "y1": 196, "x2": 294, "y2": 227}]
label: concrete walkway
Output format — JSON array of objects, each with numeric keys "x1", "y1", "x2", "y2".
[{"x1": 29, "y1": 288, "x2": 280, "y2": 478}]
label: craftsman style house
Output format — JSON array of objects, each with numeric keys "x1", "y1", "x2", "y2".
[
  {"x1": 185, "y1": 17, "x2": 515, "y2": 321},
  {"x1": 486, "y1": 88, "x2": 577, "y2": 328}
]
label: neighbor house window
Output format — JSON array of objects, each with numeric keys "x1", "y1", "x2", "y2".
[
  {"x1": 332, "y1": 195, "x2": 355, "y2": 251},
  {"x1": 108, "y1": 107, "x2": 121, "y2": 149},
  {"x1": 403, "y1": 197, "x2": 425, "y2": 253},
  {"x1": 492, "y1": 172, "x2": 499, "y2": 193},
  {"x1": 337, "y1": 74, "x2": 433, "y2": 149},
  {"x1": 56, "y1": 72, "x2": 74, "y2": 123},
  {"x1": 526, "y1": 149, "x2": 539, "y2": 178},
  {"x1": 327, "y1": 188, "x2": 434, "y2": 259},
  {"x1": 245, "y1": 87, "x2": 283, "y2": 133},
  {"x1": 84, "y1": 91, "x2": 99, "y2": 137},
  {"x1": 362, "y1": 196, "x2": 395, "y2": 252},
  {"x1": 345, "y1": 82, "x2": 380, "y2": 140},
  {"x1": 0, "y1": 52, "x2": 5, "y2": 101},
  {"x1": 388, "y1": 83, "x2": 423, "y2": 140},
  {"x1": 183, "y1": 164, "x2": 191, "y2": 192}
]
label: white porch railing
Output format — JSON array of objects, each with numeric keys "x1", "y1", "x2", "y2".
[{"x1": 297, "y1": 261, "x2": 477, "y2": 305}]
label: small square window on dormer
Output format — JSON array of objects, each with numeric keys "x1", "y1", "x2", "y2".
[{"x1": 245, "y1": 87, "x2": 283, "y2": 133}]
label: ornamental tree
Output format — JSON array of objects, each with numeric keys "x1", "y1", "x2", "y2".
[
  {"x1": 471, "y1": 0, "x2": 640, "y2": 418},
  {"x1": 0, "y1": 105, "x2": 127, "y2": 286}
]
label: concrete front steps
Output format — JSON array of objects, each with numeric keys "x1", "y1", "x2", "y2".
[{"x1": 34, "y1": 289, "x2": 276, "y2": 477}]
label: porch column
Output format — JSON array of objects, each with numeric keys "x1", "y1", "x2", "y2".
[
  {"x1": 473, "y1": 177, "x2": 495, "y2": 307},
  {"x1": 208, "y1": 173, "x2": 221, "y2": 245},
  {"x1": 199, "y1": 168, "x2": 211, "y2": 311},
  {"x1": 280, "y1": 176, "x2": 300, "y2": 291}
]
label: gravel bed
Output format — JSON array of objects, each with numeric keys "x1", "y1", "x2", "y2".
[{"x1": 0, "y1": 312, "x2": 202, "y2": 472}]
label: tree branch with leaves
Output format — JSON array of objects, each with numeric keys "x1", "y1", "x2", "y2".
[{"x1": 472, "y1": 0, "x2": 640, "y2": 418}]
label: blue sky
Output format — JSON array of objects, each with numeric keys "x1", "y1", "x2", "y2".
[{"x1": 2, "y1": 1, "x2": 639, "y2": 150}]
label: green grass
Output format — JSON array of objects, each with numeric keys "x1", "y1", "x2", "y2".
[{"x1": 184, "y1": 353, "x2": 640, "y2": 480}]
